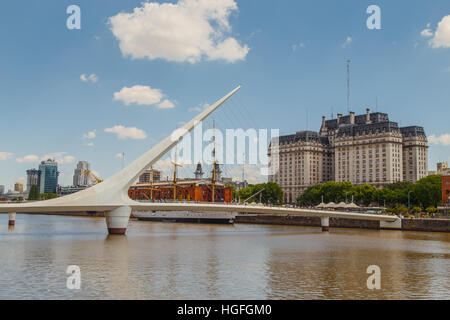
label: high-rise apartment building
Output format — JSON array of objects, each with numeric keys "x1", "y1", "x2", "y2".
[
  {"x1": 26, "y1": 169, "x2": 41, "y2": 193},
  {"x1": 269, "y1": 109, "x2": 428, "y2": 203},
  {"x1": 437, "y1": 162, "x2": 449, "y2": 173},
  {"x1": 14, "y1": 182, "x2": 24, "y2": 193},
  {"x1": 436, "y1": 162, "x2": 450, "y2": 176},
  {"x1": 0, "y1": 185, "x2": 5, "y2": 195},
  {"x1": 401, "y1": 127, "x2": 428, "y2": 182},
  {"x1": 39, "y1": 159, "x2": 59, "y2": 193},
  {"x1": 73, "y1": 161, "x2": 90, "y2": 187}
]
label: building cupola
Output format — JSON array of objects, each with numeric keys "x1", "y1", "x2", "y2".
[
  {"x1": 350, "y1": 111, "x2": 355, "y2": 124},
  {"x1": 366, "y1": 108, "x2": 371, "y2": 123}
]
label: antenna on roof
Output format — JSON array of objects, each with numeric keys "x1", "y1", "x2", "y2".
[
  {"x1": 306, "y1": 108, "x2": 309, "y2": 130},
  {"x1": 346, "y1": 60, "x2": 351, "y2": 113}
]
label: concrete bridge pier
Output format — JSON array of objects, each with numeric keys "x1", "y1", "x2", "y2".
[
  {"x1": 321, "y1": 217, "x2": 329, "y2": 232},
  {"x1": 105, "y1": 206, "x2": 131, "y2": 235},
  {"x1": 8, "y1": 212, "x2": 16, "y2": 226}
]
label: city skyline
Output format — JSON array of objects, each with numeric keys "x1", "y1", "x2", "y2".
[{"x1": 1, "y1": 0, "x2": 450, "y2": 191}]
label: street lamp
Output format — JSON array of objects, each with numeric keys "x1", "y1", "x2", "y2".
[{"x1": 408, "y1": 190, "x2": 412, "y2": 214}]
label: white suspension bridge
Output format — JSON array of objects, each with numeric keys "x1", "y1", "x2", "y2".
[{"x1": 0, "y1": 86, "x2": 400, "y2": 233}]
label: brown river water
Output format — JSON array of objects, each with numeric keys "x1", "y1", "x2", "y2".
[{"x1": 0, "y1": 214, "x2": 448, "y2": 299}]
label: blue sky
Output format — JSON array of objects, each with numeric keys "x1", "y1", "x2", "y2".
[{"x1": 1, "y1": 0, "x2": 450, "y2": 191}]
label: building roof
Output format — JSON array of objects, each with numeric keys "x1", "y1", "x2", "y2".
[
  {"x1": 400, "y1": 126, "x2": 426, "y2": 137},
  {"x1": 325, "y1": 112, "x2": 389, "y2": 129},
  {"x1": 336, "y1": 121, "x2": 400, "y2": 137},
  {"x1": 274, "y1": 110, "x2": 426, "y2": 146},
  {"x1": 279, "y1": 130, "x2": 329, "y2": 145}
]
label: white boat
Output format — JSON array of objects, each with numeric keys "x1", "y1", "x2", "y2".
[{"x1": 133, "y1": 210, "x2": 237, "y2": 224}]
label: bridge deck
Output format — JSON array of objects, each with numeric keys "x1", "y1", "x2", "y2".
[{"x1": 0, "y1": 202, "x2": 398, "y2": 222}]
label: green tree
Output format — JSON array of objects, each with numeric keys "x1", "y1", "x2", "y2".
[
  {"x1": 297, "y1": 181, "x2": 355, "y2": 206},
  {"x1": 261, "y1": 182, "x2": 284, "y2": 205},
  {"x1": 295, "y1": 175, "x2": 443, "y2": 209},
  {"x1": 351, "y1": 184, "x2": 377, "y2": 205},
  {"x1": 237, "y1": 182, "x2": 284, "y2": 205},
  {"x1": 28, "y1": 184, "x2": 39, "y2": 200},
  {"x1": 394, "y1": 205, "x2": 409, "y2": 214},
  {"x1": 237, "y1": 185, "x2": 254, "y2": 202},
  {"x1": 39, "y1": 193, "x2": 58, "y2": 200},
  {"x1": 413, "y1": 175, "x2": 442, "y2": 208}
]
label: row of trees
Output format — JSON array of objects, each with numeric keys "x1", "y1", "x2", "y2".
[
  {"x1": 383, "y1": 205, "x2": 438, "y2": 215},
  {"x1": 227, "y1": 182, "x2": 284, "y2": 205},
  {"x1": 28, "y1": 185, "x2": 58, "y2": 201},
  {"x1": 297, "y1": 175, "x2": 442, "y2": 209}
]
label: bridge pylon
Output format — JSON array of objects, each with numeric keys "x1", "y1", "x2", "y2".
[
  {"x1": 105, "y1": 206, "x2": 131, "y2": 235},
  {"x1": 321, "y1": 217, "x2": 329, "y2": 232}
]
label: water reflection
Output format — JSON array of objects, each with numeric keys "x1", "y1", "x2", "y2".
[{"x1": 0, "y1": 214, "x2": 448, "y2": 299}]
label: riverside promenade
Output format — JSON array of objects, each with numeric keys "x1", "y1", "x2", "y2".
[{"x1": 235, "y1": 214, "x2": 450, "y2": 233}]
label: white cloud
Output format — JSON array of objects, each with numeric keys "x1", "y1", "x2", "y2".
[
  {"x1": 105, "y1": 125, "x2": 147, "y2": 140},
  {"x1": 108, "y1": 0, "x2": 249, "y2": 63},
  {"x1": 0, "y1": 152, "x2": 13, "y2": 160},
  {"x1": 41, "y1": 152, "x2": 76, "y2": 164},
  {"x1": 292, "y1": 42, "x2": 305, "y2": 52},
  {"x1": 113, "y1": 85, "x2": 175, "y2": 108},
  {"x1": 430, "y1": 15, "x2": 450, "y2": 48},
  {"x1": 86, "y1": 142, "x2": 94, "y2": 147},
  {"x1": 16, "y1": 155, "x2": 39, "y2": 163},
  {"x1": 80, "y1": 73, "x2": 99, "y2": 83},
  {"x1": 188, "y1": 102, "x2": 209, "y2": 112},
  {"x1": 342, "y1": 36, "x2": 353, "y2": 48},
  {"x1": 153, "y1": 157, "x2": 174, "y2": 175},
  {"x1": 421, "y1": 28, "x2": 433, "y2": 38},
  {"x1": 158, "y1": 99, "x2": 175, "y2": 109},
  {"x1": 82, "y1": 130, "x2": 96, "y2": 139},
  {"x1": 188, "y1": 106, "x2": 202, "y2": 112},
  {"x1": 206, "y1": 37, "x2": 250, "y2": 63},
  {"x1": 429, "y1": 133, "x2": 450, "y2": 146},
  {"x1": 15, "y1": 153, "x2": 75, "y2": 164}
]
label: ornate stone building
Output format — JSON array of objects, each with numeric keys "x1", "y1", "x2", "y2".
[{"x1": 268, "y1": 109, "x2": 428, "y2": 203}]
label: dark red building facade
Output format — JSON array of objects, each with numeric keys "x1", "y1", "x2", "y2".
[{"x1": 442, "y1": 176, "x2": 450, "y2": 206}]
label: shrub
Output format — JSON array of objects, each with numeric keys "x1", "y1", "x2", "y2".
[
  {"x1": 426, "y1": 206, "x2": 437, "y2": 214},
  {"x1": 411, "y1": 206, "x2": 422, "y2": 214}
]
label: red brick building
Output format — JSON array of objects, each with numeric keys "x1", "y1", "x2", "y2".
[
  {"x1": 442, "y1": 176, "x2": 450, "y2": 206},
  {"x1": 129, "y1": 180, "x2": 232, "y2": 203}
]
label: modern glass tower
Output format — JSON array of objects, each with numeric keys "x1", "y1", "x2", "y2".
[{"x1": 39, "y1": 159, "x2": 59, "y2": 193}]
